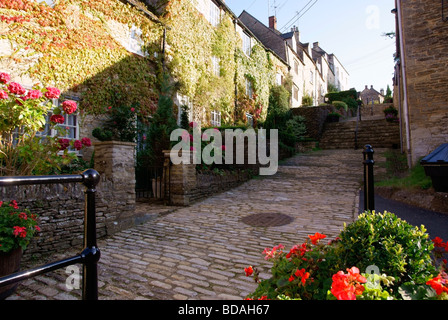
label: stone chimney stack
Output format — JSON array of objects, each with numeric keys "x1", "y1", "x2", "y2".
[{"x1": 269, "y1": 16, "x2": 277, "y2": 30}]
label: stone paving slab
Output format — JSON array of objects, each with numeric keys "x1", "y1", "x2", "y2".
[{"x1": 6, "y1": 149, "x2": 366, "y2": 300}]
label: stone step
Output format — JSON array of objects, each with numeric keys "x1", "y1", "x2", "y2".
[{"x1": 320, "y1": 119, "x2": 400, "y2": 149}]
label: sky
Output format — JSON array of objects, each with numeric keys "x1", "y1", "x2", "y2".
[{"x1": 225, "y1": 0, "x2": 397, "y2": 93}]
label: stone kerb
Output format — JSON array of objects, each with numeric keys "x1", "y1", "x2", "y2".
[{"x1": 93, "y1": 141, "x2": 137, "y2": 234}]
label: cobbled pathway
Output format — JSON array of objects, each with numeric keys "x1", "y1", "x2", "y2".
[{"x1": 7, "y1": 149, "x2": 366, "y2": 300}]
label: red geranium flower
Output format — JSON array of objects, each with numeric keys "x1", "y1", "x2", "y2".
[
  {"x1": 50, "y1": 114, "x2": 65, "y2": 124},
  {"x1": 244, "y1": 266, "x2": 254, "y2": 277},
  {"x1": 308, "y1": 232, "x2": 326, "y2": 245},
  {"x1": 61, "y1": 100, "x2": 77, "y2": 114},
  {"x1": 0, "y1": 72, "x2": 11, "y2": 84},
  {"x1": 8, "y1": 82, "x2": 26, "y2": 95},
  {"x1": 44, "y1": 87, "x2": 61, "y2": 99}
]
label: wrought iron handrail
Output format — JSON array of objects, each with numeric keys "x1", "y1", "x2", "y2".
[{"x1": 0, "y1": 169, "x2": 100, "y2": 300}]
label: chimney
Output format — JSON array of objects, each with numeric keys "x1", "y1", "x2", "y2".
[{"x1": 269, "y1": 16, "x2": 277, "y2": 30}]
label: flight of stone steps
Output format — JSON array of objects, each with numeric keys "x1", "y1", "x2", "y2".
[{"x1": 319, "y1": 117, "x2": 400, "y2": 150}]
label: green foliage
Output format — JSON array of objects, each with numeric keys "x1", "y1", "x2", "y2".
[
  {"x1": 326, "y1": 89, "x2": 358, "y2": 110},
  {"x1": 332, "y1": 101, "x2": 348, "y2": 112},
  {"x1": 180, "y1": 105, "x2": 190, "y2": 130},
  {"x1": 91, "y1": 89, "x2": 140, "y2": 142},
  {"x1": 264, "y1": 85, "x2": 291, "y2": 130},
  {"x1": 142, "y1": 73, "x2": 178, "y2": 167},
  {"x1": 301, "y1": 93, "x2": 313, "y2": 107},
  {"x1": 337, "y1": 211, "x2": 436, "y2": 297}
]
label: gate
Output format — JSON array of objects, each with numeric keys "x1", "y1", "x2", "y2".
[{"x1": 135, "y1": 158, "x2": 170, "y2": 203}]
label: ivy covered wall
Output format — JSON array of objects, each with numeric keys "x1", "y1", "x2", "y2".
[
  {"x1": 1, "y1": 0, "x2": 289, "y2": 127},
  {"x1": 0, "y1": 0, "x2": 164, "y2": 117},
  {"x1": 160, "y1": 0, "x2": 289, "y2": 126}
]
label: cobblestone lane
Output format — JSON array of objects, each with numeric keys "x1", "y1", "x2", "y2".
[{"x1": 8, "y1": 149, "x2": 366, "y2": 300}]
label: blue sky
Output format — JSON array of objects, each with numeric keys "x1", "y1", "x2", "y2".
[{"x1": 225, "y1": 0, "x2": 396, "y2": 93}]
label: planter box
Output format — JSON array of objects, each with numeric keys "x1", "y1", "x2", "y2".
[{"x1": 420, "y1": 143, "x2": 448, "y2": 192}]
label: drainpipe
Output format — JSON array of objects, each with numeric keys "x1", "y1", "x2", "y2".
[{"x1": 396, "y1": 0, "x2": 413, "y2": 167}]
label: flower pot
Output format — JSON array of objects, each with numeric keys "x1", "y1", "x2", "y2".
[{"x1": 0, "y1": 248, "x2": 23, "y2": 299}]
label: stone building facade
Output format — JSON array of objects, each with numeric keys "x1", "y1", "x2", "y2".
[
  {"x1": 360, "y1": 85, "x2": 385, "y2": 105},
  {"x1": 239, "y1": 11, "x2": 350, "y2": 108},
  {"x1": 393, "y1": 0, "x2": 448, "y2": 166}
]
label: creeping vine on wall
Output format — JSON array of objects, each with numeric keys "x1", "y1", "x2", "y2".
[{"x1": 0, "y1": 0, "x2": 164, "y2": 116}]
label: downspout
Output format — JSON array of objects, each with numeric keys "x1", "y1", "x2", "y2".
[
  {"x1": 396, "y1": 0, "x2": 413, "y2": 167},
  {"x1": 233, "y1": 18, "x2": 239, "y2": 125}
]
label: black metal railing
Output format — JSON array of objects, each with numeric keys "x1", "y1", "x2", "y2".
[{"x1": 0, "y1": 169, "x2": 101, "y2": 300}]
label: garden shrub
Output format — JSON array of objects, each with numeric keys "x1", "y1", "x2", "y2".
[
  {"x1": 336, "y1": 211, "x2": 436, "y2": 296},
  {"x1": 245, "y1": 211, "x2": 445, "y2": 300}
]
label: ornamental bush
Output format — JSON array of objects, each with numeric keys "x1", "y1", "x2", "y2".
[
  {"x1": 245, "y1": 211, "x2": 446, "y2": 300},
  {"x1": 336, "y1": 211, "x2": 436, "y2": 296}
]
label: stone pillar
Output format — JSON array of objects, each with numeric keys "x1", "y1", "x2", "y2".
[
  {"x1": 164, "y1": 150, "x2": 197, "y2": 206},
  {"x1": 94, "y1": 141, "x2": 136, "y2": 234}
]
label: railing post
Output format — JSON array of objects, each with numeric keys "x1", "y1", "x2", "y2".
[
  {"x1": 363, "y1": 145, "x2": 375, "y2": 212},
  {"x1": 80, "y1": 169, "x2": 101, "y2": 300}
]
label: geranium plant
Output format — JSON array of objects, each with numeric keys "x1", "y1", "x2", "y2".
[
  {"x1": 244, "y1": 211, "x2": 447, "y2": 300},
  {"x1": 0, "y1": 200, "x2": 40, "y2": 253},
  {"x1": 0, "y1": 72, "x2": 91, "y2": 176}
]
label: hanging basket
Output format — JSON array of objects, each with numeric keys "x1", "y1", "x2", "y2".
[{"x1": 0, "y1": 248, "x2": 23, "y2": 300}]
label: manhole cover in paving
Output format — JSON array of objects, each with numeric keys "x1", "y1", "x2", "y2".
[{"x1": 241, "y1": 213, "x2": 293, "y2": 227}]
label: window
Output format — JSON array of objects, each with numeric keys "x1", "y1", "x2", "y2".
[
  {"x1": 245, "y1": 78, "x2": 253, "y2": 98},
  {"x1": 294, "y1": 60, "x2": 299, "y2": 75},
  {"x1": 293, "y1": 84, "x2": 299, "y2": 101},
  {"x1": 35, "y1": 0, "x2": 56, "y2": 7},
  {"x1": 128, "y1": 25, "x2": 145, "y2": 56},
  {"x1": 212, "y1": 56, "x2": 220, "y2": 77},
  {"x1": 276, "y1": 73, "x2": 283, "y2": 86},
  {"x1": 211, "y1": 110, "x2": 221, "y2": 127},
  {"x1": 242, "y1": 32, "x2": 251, "y2": 56},
  {"x1": 245, "y1": 113, "x2": 254, "y2": 127},
  {"x1": 310, "y1": 70, "x2": 314, "y2": 84},
  {"x1": 36, "y1": 98, "x2": 80, "y2": 152},
  {"x1": 208, "y1": 1, "x2": 221, "y2": 27}
]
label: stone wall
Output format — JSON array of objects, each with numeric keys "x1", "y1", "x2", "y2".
[
  {"x1": 397, "y1": 1, "x2": 448, "y2": 165},
  {"x1": 1, "y1": 141, "x2": 139, "y2": 261},
  {"x1": 165, "y1": 151, "x2": 258, "y2": 206}
]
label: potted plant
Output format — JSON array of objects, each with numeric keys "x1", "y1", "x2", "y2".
[
  {"x1": 0, "y1": 200, "x2": 40, "y2": 299},
  {"x1": 326, "y1": 112, "x2": 342, "y2": 123}
]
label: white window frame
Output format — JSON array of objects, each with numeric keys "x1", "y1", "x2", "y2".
[
  {"x1": 208, "y1": 1, "x2": 221, "y2": 27},
  {"x1": 245, "y1": 113, "x2": 254, "y2": 127},
  {"x1": 128, "y1": 25, "x2": 146, "y2": 57},
  {"x1": 211, "y1": 110, "x2": 221, "y2": 127},
  {"x1": 245, "y1": 78, "x2": 253, "y2": 98},
  {"x1": 212, "y1": 55, "x2": 220, "y2": 77},
  {"x1": 36, "y1": 98, "x2": 80, "y2": 154},
  {"x1": 242, "y1": 32, "x2": 252, "y2": 56},
  {"x1": 293, "y1": 84, "x2": 299, "y2": 101}
]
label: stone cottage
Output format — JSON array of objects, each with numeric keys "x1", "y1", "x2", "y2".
[
  {"x1": 393, "y1": 0, "x2": 448, "y2": 167},
  {"x1": 360, "y1": 85, "x2": 385, "y2": 105}
]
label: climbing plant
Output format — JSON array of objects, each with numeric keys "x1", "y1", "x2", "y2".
[{"x1": 0, "y1": 0, "x2": 164, "y2": 116}]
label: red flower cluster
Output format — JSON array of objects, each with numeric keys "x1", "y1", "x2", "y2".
[
  {"x1": 12, "y1": 226, "x2": 27, "y2": 238},
  {"x1": 62, "y1": 100, "x2": 77, "y2": 114},
  {"x1": 51, "y1": 114, "x2": 65, "y2": 124},
  {"x1": 8, "y1": 82, "x2": 26, "y2": 95},
  {"x1": 45, "y1": 87, "x2": 61, "y2": 99},
  {"x1": 330, "y1": 267, "x2": 367, "y2": 300},
  {"x1": 426, "y1": 271, "x2": 448, "y2": 296},
  {"x1": 262, "y1": 244, "x2": 284, "y2": 260},
  {"x1": 289, "y1": 268, "x2": 311, "y2": 286},
  {"x1": 308, "y1": 232, "x2": 326, "y2": 245},
  {"x1": 433, "y1": 237, "x2": 448, "y2": 252},
  {"x1": 0, "y1": 72, "x2": 11, "y2": 84}
]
